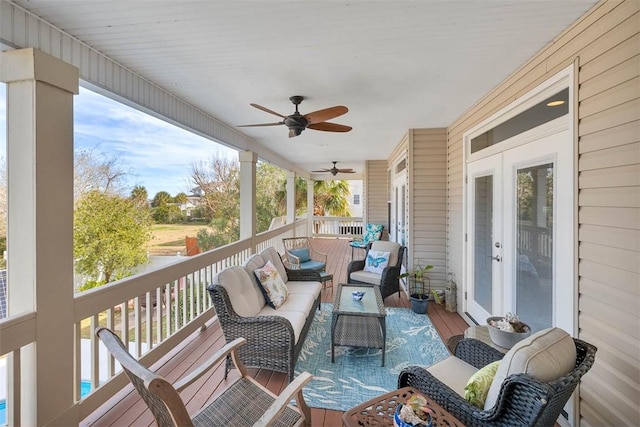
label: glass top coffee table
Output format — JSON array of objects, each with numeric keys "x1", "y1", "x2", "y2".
[{"x1": 331, "y1": 283, "x2": 386, "y2": 366}]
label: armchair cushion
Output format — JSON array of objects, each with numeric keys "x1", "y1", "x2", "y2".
[
  {"x1": 465, "y1": 360, "x2": 500, "y2": 408},
  {"x1": 349, "y1": 269, "x2": 384, "y2": 285},
  {"x1": 484, "y1": 327, "x2": 576, "y2": 409},
  {"x1": 288, "y1": 247, "x2": 311, "y2": 263},
  {"x1": 253, "y1": 260, "x2": 289, "y2": 309},
  {"x1": 370, "y1": 241, "x2": 401, "y2": 267},
  {"x1": 364, "y1": 250, "x2": 390, "y2": 274},
  {"x1": 426, "y1": 355, "x2": 479, "y2": 397}
]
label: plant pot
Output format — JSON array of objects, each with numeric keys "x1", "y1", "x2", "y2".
[
  {"x1": 486, "y1": 316, "x2": 531, "y2": 349},
  {"x1": 394, "y1": 404, "x2": 433, "y2": 427},
  {"x1": 410, "y1": 294, "x2": 429, "y2": 314}
]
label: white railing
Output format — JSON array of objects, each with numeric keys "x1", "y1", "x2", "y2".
[
  {"x1": 312, "y1": 216, "x2": 363, "y2": 238},
  {"x1": 0, "y1": 218, "x2": 307, "y2": 424}
]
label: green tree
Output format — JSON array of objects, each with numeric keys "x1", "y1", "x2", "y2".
[
  {"x1": 174, "y1": 192, "x2": 188, "y2": 205},
  {"x1": 151, "y1": 190, "x2": 182, "y2": 223},
  {"x1": 74, "y1": 190, "x2": 152, "y2": 284},
  {"x1": 130, "y1": 185, "x2": 148, "y2": 208},
  {"x1": 313, "y1": 180, "x2": 352, "y2": 216},
  {"x1": 256, "y1": 162, "x2": 287, "y2": 232}
]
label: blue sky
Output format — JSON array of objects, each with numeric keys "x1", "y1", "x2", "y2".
[{"x1": 0, "y1": 83, "x2": 237, "y2": 197}]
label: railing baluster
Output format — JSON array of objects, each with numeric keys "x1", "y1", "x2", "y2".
[
  {"x1": 91, "y1": 314, "x2": 99, "y2": 393},
  {"x1": 145, "y1": 292, "x2": 152, "y2": 350},
  {"x1": 107, "y1": 308, "x2": 115, "y2": 377}
]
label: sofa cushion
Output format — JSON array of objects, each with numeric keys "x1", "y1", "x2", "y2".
[
  {"x1": 259, "y1": 247, "x2": 289, "y2": 282},
  {"x1": 288, "y1": 248, "x2": 311, "y2": 263},
  {"x1": 254, "y1": 260, "x2": 289, "y2": 309},
  {"x1": 244, "y1": 253, "x2": 267, "y2": 289},
  {"x1": 427, "y1": 356, "x2": 478, "y2": 397},
  {"x1": 286, "y1": 281, "x2": 323, "y2": 297},
  {"x1": 370, "y1": 241, "x2": 401, "y2": 266},
  {"x1": 262, "y1": 292, "x2": 316, "y2": 318},
  {"x1": 216, "y1": 266, "x2": 265, "y2": 317},
  {"x1": 484, "y1": 327, "x2": 577, "y2": 410},
  {"x1": 256, "y1": 307, "x2": 307, "y2": 344},
  {"x1": 364, "y1": 250, "x2": 390, "y2": 274}
]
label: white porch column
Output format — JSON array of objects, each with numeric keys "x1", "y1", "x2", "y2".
[
  {"x1": 286, "y1": 171, "x2": 295, "y2": 225},
  {"x1": 1, "y1": 48, "x2": 78, "y2": 425},
  {"x1": 239, "y1": 151, "x2": 257, "y2": 244},
  {"x1": 307, "y1": 179, "x2": 314, "y2": 237}
]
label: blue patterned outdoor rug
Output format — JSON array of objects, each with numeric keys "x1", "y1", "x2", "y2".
[{"x1": 294, "y1": 303, "x2": 450, "y2": 412}]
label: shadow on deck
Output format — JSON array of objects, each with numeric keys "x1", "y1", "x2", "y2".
[{"x1": 81, "y1": 238, "x2": 468, "y2": 427}]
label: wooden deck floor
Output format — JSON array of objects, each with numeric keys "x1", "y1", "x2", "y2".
[{"x1": 81, "y1": 238, "x2": 469, "y2": 427}]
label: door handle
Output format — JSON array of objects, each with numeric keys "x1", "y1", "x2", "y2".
[{"x1": 487, "y1": 255, "x2": 501, "y2": 262}]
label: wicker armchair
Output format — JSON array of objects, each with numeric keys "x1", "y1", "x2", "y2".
[
  {"x1": 398, "y1": 337, "x2": 597, "y2": 427},
  {"x1": 347, "y1": 241, "x2": 405, "y2": 300},
  {"x1": 97, "y1": 328, "x2": 313, "y2": 427},
  {"x1": 282, "y1": 237, "x2": 327, "y2": 271}
]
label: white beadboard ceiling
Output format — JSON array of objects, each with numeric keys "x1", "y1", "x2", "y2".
[{"x1": 11, "y1": 0, "x2": 596, "y2": 176}]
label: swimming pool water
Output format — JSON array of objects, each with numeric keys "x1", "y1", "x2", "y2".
[{"x1": 0, "y1": 380, "x2": 91, "y2": 424}]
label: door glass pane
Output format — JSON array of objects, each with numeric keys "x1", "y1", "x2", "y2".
[
  {"x1": 516, "y1": 164, "x2": 553, "y2": 332},
  {"x1": 474, "y1": 175, "x2": 493, "y2": 313}
]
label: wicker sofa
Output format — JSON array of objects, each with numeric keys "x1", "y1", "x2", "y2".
[{"x1": 207, "y1": 247, "x2": 322, "y2": 381}]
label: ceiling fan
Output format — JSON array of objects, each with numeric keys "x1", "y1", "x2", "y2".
[
  {"x1": 312, "y1": 161, "x2": 355, "y2": 176},
  {"x1": 238, "y1": 96, "x2": 352, "y2": 138}
]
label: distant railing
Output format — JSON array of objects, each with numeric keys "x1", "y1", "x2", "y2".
[
  {"x1": 0, "y1": 218, "x2": 307, "y2": 424},
  {"x1": 312, "y1": 216, "x2": 363, "y2": 238}
]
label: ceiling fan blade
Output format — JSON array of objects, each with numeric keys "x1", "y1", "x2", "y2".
[
  {"x1": 311, "y1": 169, "x2": 332, "y2": 173},
  {"x1": 305, "y1": 106, "x2": 348, "y2": 124},
  {"x1": 250, "y1": 103, "x2": 287, "y2": 119},
  {"x1": 308, "y1": 122, "x2": 352, "y2": 132},
  {"x1": 337, "y1": 169, "x2": 356, "y2": 173},
  {"x1": 238, "y1": 122, "x2": 283, "y2": 127}
]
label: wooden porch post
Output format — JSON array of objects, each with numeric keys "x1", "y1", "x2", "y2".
[
  {"x1": 286, "y1": 171, "x2": 295, "y2": 225},
  {"x1": 1, "y1": 48, "x2": 78, "y2": 425},
  {"x1": 239, "y1": 151, "x2": 257, "y2": 247},
  {"x1": 307, "y1": 179, "x2": 314, "y2": 237}
]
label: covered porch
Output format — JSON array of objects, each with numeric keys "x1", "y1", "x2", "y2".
[{"x1": 79, "y1": 238, "x2": 468, "y2": 426}]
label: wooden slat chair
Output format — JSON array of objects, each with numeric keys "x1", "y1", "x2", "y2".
[{"x1": 97, "y1": 328, "x2": 313, "y2": 427}]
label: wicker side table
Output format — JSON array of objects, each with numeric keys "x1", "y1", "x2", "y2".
[{"x1": 342, "y1": 387, "x2": 464, "y2": 427}]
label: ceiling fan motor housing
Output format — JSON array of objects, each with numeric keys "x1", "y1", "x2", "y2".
[{"x1": 284, "y1": 114, "x2": 308, "y2": 136}]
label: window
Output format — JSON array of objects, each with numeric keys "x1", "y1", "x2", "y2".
[{"x1": 353, "y1": 194, "x2": 360, "y2": 205}]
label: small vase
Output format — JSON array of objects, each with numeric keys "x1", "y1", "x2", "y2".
[{"x1": 394, "y1": 404, "x2": 433, "y2": 427}]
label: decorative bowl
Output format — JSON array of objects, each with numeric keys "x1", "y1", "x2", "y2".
[
  {"x1": 486, "y1": 316, "x2": 531, "y2": 349},
  {"x1": 352, "y1": 291, "x2": 365, "y2": 301},
  {"x1": 394, "y1": 404, "x2": 432, "y2": 427}
]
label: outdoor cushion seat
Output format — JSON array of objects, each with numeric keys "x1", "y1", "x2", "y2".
[
  {"x1": 208, "y1": 247, "x2": 322, "y2": 381},
  {"x1": 398, "y1": 327, "x2": 597, "y2": 427},
  {"x1": 348, "y1": 240, "x2": 405, "y2": 300},
  {"x1": 282, "y1": 237, "x2": 327, "y2": 272}
]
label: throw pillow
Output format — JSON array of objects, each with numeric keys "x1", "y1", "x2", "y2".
[
  {"x1": 464, "y1": 361, "x2": 500, "y2": 408},
  {"x1": 288, "y1": 248, "x2": 311, "y2": 263},
  {"x1": 254, "y1": 260, "x2": 289, "y2": 309},
  {"x1": 363, "y1": 250, "x2": 390, "y2": 274}
]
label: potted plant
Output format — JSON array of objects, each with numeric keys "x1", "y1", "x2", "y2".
[
  {"x1": 399, "y1": 264, "x2": 433, "y2": 314},
  {"x1": 394, "y1": 393, "x2": 434, "y2": 426}
]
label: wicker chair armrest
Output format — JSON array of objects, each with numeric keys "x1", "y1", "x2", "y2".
[
  {"x1": 286, "y1": 267, "x2": 321, "y2": 281},
  {"x1": 454, "y1": 338, "x2": 505, "y2": 369},
  {"x1": 347, "y1": 259, "x2": 366, "y2": 276},
  {"x1": 397, "y1": 366, "x2": 487, "y2": 419},
  {"x1": 380, "y1": 264, "x2": 401, "y2": 284},
  {"x1": 174, "y1": 338, "x2": 247, "y2": 392},
  {"x1": 255, "y1": 371, "x2": 313, "y2": 426},
  {"x1": 285, "y1": 252, "x2": 301, "y2": 269}
]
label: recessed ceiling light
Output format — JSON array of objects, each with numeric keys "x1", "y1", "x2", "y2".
[{"x1": 546, "y1": 100, "x2": 565, "y2": 107}]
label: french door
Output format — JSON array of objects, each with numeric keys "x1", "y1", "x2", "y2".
[
  {"x1": 466, "y1": 129, "x2": 573, "y2": 333},
  {"x1": 392, "y1": 174, "x2": 406, "y2": 245}
]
